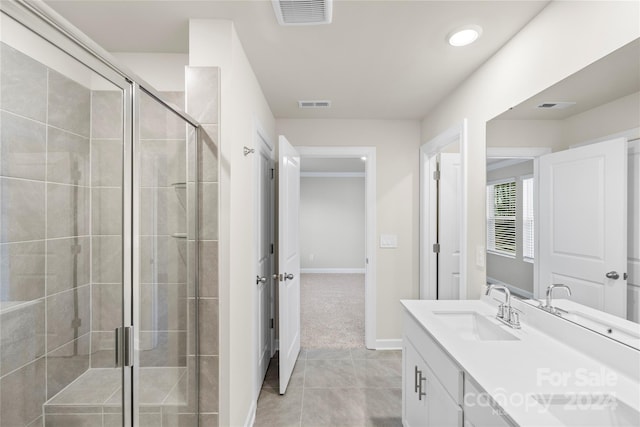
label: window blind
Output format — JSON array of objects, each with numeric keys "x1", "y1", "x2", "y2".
[
  {"x1": 487, "y1": 180, "x2": 516, "y2": 256},
  {"x1": 522, "y1": 177, "x2": 534, "y2": 260}
]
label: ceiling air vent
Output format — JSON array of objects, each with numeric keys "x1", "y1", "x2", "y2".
[
  {"x1": 536, "y1": 101, "x2": 576, "y2": 110},
  {"x1": 272, "y1": 0, "x2": 333, "y2": 26},
  {"x1": 298, "y1": 100, "x2": 331, "y2": 109}
]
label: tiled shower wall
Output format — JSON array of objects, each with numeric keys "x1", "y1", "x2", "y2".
[
  {"x1": 186, "y1": 66, "x2": 220, "y2": 427},
  {"x1": 0, "y1": 41, "x2": 102, "y2": 426}
]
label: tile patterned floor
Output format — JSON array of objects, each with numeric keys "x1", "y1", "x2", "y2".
[{"x1": 254, "y1": 348, "x2": 402, "y2": 427}]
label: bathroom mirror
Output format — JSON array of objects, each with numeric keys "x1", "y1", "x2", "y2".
[{"x1": 485, "y1": 38, "x2": 640, "y2": 349}]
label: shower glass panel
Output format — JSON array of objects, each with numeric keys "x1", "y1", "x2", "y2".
[
  {"x1": 135, "y1": 89, "x2": 198, "y2": 426},
  {"x1": 0, "y1": 9, "x2": 129, "y2": 427}
]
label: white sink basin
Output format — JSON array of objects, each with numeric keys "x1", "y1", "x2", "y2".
[
  {"x1": 433, "y1": 311, "x2": 519, "y2": 341},
  {"x1": 535, "y1": 394, "x2": 640, "y2": 426}
]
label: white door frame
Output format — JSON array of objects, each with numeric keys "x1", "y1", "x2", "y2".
[
  {"x1": 486, "y1": 147, "x2": 551, "y2": 299},
  {"x1": 420, "y1": 120, "x2": 468, "y2": 300},
  {"x1": 252, "y1": 120, "x2": 275, "y2": 400},
  {"x1": 296, "y1": 146, "x2": 377, "y2": 350}
]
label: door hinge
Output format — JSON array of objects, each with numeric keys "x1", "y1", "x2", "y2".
[
  {"x1": 271, "y1": 243, "x2": 274, "y2": 254},
  {"x1": 432, "y1": 243, "x2": 440, "y2": 253},
  {"x1": 433, "y1": 170, "x2": 440, "y2": 181},
  {"x1": 270, "y1": 319, "x2": 274, "y2": 329},
  {"x1": 271, "y1": 168, "x2": 274, "y2": 179}
]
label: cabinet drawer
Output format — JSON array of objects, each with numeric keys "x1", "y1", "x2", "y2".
[
  {"x1": 404, "y1": 312, "x2": 464, "y2": 404},
  {"x1": 463, "y1": 377, "x2": 513, "y2": 427}
]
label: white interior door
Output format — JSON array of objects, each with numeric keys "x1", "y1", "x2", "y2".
[
  {"x1": 438, "y1": 153, "x2": 461, "y2": 299},
  {"x1": 277, "y1": 135, "x2": 301, "y2": 394},
  {"x1": 255, "y1": 135, "x2": 273, "y2": 396},
  {"x1": 539, "y1": 138, "x2": 627, "y2": 316}
]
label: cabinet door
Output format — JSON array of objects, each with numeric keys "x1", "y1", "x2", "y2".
[
  {"x1": 404, "y1": 340, "x2": 428, "y2": 427},
  {"x1": 423, "y1": 361, "x2": 463, "y2": 426}
]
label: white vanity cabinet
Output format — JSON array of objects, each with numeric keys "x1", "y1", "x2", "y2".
[{"x1": 403, "y1": 313, "x2": 463, "y2": 427}]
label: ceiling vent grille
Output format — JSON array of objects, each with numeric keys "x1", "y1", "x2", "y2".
[
  {"x1": 272, "y1": 0, "x2": 333, "y2": 26},
  {"x1": 536, "y1": 101, "x2": 576, "y2": 110},
  {"x1": 298, "y1": 100, "x2": 332, "y2": 109}
]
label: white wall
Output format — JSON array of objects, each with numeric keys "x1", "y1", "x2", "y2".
[
  {"x1": 276, "y1": 119, "x2": 421, "y2": 341},
  {"x1": 300, "y1": 177, "x2": 365, "y2": 271},
  {"x1": 421, "y1": 1, "x2": 640, "y2": 298},
  {"x1": 111, "y1": 52, "x2": 188, "y2": 92},
  {"x1": 189, "y1": 19, "x2": 276, "y2": 427},
  {"x1": 486, "y1": 161, "x2": 534, "y2": 294}
]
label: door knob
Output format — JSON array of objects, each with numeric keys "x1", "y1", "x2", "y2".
[
  {"x1": 284, "y1": 273, "x2": 295, "y2": 280},
  {"x1": 256, "y1": 275, "x2": 267, "y2": 284},
  {"x1": 605, "y1": 271, "x2": 620, "y2": 280}
]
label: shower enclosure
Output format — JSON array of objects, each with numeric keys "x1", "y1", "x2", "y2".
[{"x1": 0, "y1": 1, "x2": 200, "y2": 426}]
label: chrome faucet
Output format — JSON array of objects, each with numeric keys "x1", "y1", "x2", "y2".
[
  {"x1": 541, "y1": 284, "x2": 572, "y2": 315},
  {"x1": 485, "y1": 284, "x2": 520, "y2": 329}
]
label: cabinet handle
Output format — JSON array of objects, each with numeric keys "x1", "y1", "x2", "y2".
[
  {"x1": 418, "y1": 374, "x2": 427, "y2": 400},
  {"x1": 414, "y1": 366, "x2": 420, "y2": 393}
]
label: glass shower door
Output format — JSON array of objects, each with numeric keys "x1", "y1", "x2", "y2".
[
  {"x1": 134, "y1": 88, "x2": 198, "y2": 426},
  {"x1": 0, "y1": 7, "x2": 130, "y2": 426}
]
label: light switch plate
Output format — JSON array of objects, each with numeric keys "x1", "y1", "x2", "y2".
[
  {"x1": 380, "y1": 234, "x2": 398, "y2": 248},
  {"x1": 476, "y1": 245, "x2": 485, "y2": 267}
]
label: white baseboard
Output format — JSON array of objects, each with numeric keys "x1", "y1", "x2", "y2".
[
  {"x1": 300, "y1": 268, "x2": 366, "y2": 274},
  {"x1": 375, "y1": 339, "x2": 402, "y2": 350},
  {"x1": 244, "y1": 400, "x2": 257, "y2": 427}
]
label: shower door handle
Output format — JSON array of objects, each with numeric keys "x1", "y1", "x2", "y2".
[{"x1": 115, "y1": 326, "x2": 134, "y2": 368}]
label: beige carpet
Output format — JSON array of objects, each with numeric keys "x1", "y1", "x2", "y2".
[{"x1": 301, "y1": 273, "x2": 365, "y2": 349}]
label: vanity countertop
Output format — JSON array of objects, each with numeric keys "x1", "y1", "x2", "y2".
[{"x1": 401, "y1": 298, "x2": 640, "y2": 426}]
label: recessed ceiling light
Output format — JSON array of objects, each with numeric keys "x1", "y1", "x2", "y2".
[
  {"x1": 448, "y1": 25, "x2": 482, "y2": 47},
  {"x1": 360, "y1": 157, "x2": 367, "y2": 161}
]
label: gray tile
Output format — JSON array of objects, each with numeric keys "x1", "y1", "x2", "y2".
[
  {"x1": 0, "y1": 110, "x2": 46, "y2": 180},
  {"x1": 140, "y1": 187, "x2": 186, "y2": 236},
  {"x1": 139, "y1": 91, "x2": 187, "y2": 140},
  {"x1": 0, "y1": 240, "x2": 45, "y2": 300},
  {"x1": 47, "y1": 127, "x2": 90, "y2": 185},
  {"x1": 46, "y1": 285, "x2": 90, "y2": 351},
  {"x1": 138, "y1": 367, "x2": 186, "y2": 404},
  {"x1": 46, "y1": 334, "x2": 90, "y2": 399},
  {"x1": 139, "y1": 331, "x2": 187, "y2": 367},
  {"x1": 200, "y1": 183, "x2": 218, "y2": 240},
  {"x1": 306, "y1": 348, "x2": 352, "y2": 360},
  {"x1": 185, "y1": 67, "x2": 218, "y2": 124},
  {"x1": 301, "y1": 388, "x2": 365, "y2": 426},
  {"x1": 139, "y1": 236, "x2": 187, "y2": 284},
  {"x1": 90, "y1": 331, "x2": 116, "y2": 368},
  {"x1": 91, "y1": 139, "x2": 122, "y2": 187},
  {"x1": 264, "y1": 358, "x2": 305, "y2": 390},
  {"x1": 139, "y1": 283, "x2": 187, "y2": 331},
  {"x1": 91, "y1": 90, "x2": 123, "y2": 139},
  {"x1": 46, "y1": 183, "x2": 90, "y2": 238},
  {"x1": 44, "y1": 413, "x2": 102, "y2": 427},
  {"x1": 27, "y1": 415, "x2": 43, "y2": 426},
  {"x1": 44, "y1": 405, "x2": 104, "y2": 414},
  {"x1": 92, "y1": 187, "x2": 122, "y2": 235},
  {"x1": 351, "y1": 349, "x2": 402, "y2": 360},
  {"x1": 254, "y1": 387, "x2": 302, "y2": 427},
  {"x1": 139, "y1": 139, "x2": 187, "y2": 187},
  {"x1": 362, "y1": 388, "x2": 402, "y2": 427},
  {"x1": 0, "y1": 299, "x2": 45, "y2": 375},
  {"x1": 353, "y1": 359, "x2": 402, "y2": 389},
  {"x1": 46, "y1": 236, "x2": 90, "y2": 295},
  {"x1": 188, "y1": 298, "x2": 196, "y2": 356},
  {"x1": 92, "y1": 283, "x2": 122, "y2": 331},
  {"x1": 0, "y1": 357, "x2": 46, "y2": 427},
  {"x1": 304, "y1": 359, "x2": 357, "y2": 388},
  {"x1": 0, "y1": 43, "x2": 47, "y2": 122},
  {"x1": 48, "y1": 70, "x2": 90, "y2": 137},
  {"x1": 92, "y1": 236, "x2": 122, "y2": 283},
  {"x1": 200, "y1": 125, "x2": 219, "y2": 183},
  {"x1": 199, "y1": 413, "x2": 219, "y2": 427},
  {"x1": 200, "y1": 356, "x2": 219, "y2": 413},
  {"x1": 0, "y1": 177, "x2": 45, "y2": 243},
  {"x1": 199, "y1": 241, "x2": 218, "y2": 297},
  {"x1": 46, "y1": 368, "x2": 120, "y2": 405},
  {"x1": 199, "y1": 298, "x2": 218, "y2": 355}
]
